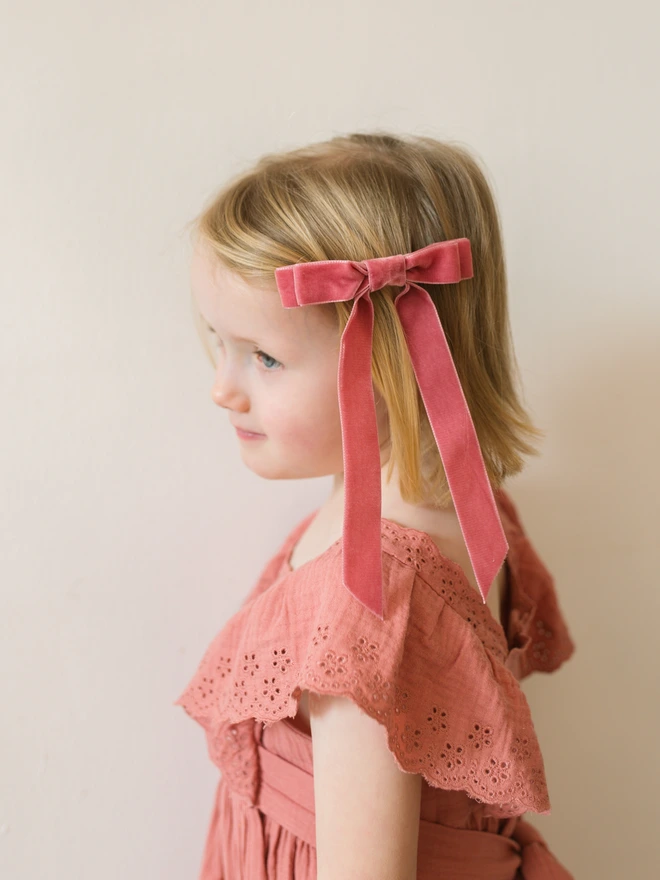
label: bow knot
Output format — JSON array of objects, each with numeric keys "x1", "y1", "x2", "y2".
[{"x1": 363, "y1": 253, "x2": 407, "y2": 292}]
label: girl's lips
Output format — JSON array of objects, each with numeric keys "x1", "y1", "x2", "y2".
[{"x1": 235, "y1": 427, "x2": 265, "y2": 439}]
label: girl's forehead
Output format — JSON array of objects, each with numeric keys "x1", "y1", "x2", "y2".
[
  {"x1": 192, "y1": 246, "x2": 284, "y2": 326},
  {"x1": 190, "y1": 243, "x2": 337, "y2": 350}
]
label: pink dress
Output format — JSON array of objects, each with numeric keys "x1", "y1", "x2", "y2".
[{"x1": 174, "y1": 488, "x2": 576, "y2": 879}]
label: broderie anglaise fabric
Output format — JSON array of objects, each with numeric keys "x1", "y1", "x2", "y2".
[{"x1": 174, "y1": 490, "x2": 575, "y2": 820}]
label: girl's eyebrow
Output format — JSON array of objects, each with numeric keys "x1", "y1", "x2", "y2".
[{"x1": 202, "y1": 317, "x2": 262, "y2": 346}]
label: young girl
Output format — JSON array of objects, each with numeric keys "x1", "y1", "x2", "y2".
[{"x1": 174, "y1": 132, "x2": 576, "y2": 880}]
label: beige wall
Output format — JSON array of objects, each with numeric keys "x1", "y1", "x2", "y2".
[{"x1": 2, "y1": 1, "x2": 658, "y2": 877}]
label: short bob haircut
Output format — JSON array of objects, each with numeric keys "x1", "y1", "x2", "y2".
[{"x1": 187, "y1": 131, "x2": 544, "y2": 508}]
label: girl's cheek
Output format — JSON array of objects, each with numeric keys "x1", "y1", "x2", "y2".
[
  {"x1": 268, "y1": 383, "x2": 341, "y2": 450},
  {"x1": 277, "y1": 419, "x2": 317, "y2": 451}
]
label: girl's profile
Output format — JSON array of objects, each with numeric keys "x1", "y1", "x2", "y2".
[{"x1": 174, "y1": 131, "x2": 576, "y2": 880}]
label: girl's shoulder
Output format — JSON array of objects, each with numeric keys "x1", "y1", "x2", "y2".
[{"x1": 174, "y1": 488, "x2": 576, "y2": 817}]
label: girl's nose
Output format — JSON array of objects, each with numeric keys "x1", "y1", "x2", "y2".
[
  {"x1": 211, "y1": 366, "x2": 249, "y2": 410},
  {"x1": 211, "y1": 382, "x2": 249, "y2": 410}
]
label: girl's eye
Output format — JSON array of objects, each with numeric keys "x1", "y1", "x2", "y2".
[{"x1": 255, "y1": 350, "x2": 281, "y2": 371}]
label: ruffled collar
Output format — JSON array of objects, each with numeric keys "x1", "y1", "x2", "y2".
[{"x1": 267, "y1": 487, "x2": 575, "y2": 681}]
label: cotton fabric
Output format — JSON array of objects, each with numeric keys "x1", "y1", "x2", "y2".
[{"x1": 175, "y1": 488, "x2": 576, "y2": 878}]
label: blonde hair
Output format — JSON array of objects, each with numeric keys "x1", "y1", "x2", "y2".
[{"x1": 187, "y1": 131, "x2": 544, "y2": 507}]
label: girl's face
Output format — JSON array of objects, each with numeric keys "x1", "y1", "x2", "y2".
[{"x1": 190, "y1": 241, "x2": 346, "y2": 480}]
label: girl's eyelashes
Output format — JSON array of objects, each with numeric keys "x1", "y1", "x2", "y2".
[
  {"x1": 254, "y1": 349, "x2": 282, "y2": 371},
  {"x1": 205, "y1": 327, "x2": 281, "y2": 372}
]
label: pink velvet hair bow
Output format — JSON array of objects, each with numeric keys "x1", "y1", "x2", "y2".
[{"x1": 274, "y1": 238, "x2": 508, "y2": 620}]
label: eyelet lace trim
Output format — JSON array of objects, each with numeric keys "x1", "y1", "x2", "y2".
[{"x1": 179, "y1": 616, "x2": 548, "y2": 815}]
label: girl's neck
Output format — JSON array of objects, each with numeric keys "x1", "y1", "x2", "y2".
[{"x1": 328, "y1": 459, "x2": 462, "y2": 539}]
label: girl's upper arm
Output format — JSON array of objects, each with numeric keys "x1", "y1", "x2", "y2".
[{"x1": 308, "y1": 689, "x2": 422, "y2": 880}]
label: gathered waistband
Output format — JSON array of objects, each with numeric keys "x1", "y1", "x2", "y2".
[{"x1": 255, "y1": 740, "x2": 573, "y2": 880}]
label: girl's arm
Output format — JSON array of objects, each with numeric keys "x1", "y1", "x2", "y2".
[{"x1": 308, "y1": 690, "x2": 422, "y2": 880}]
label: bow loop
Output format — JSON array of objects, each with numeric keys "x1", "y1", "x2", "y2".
[{"x1": 404, "y1": 238, "x2": 472, "y2": 284}]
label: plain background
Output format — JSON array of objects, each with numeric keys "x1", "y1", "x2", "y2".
[{"x1": 2, "y1": 2, "x2": 659, "y2": 878}]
